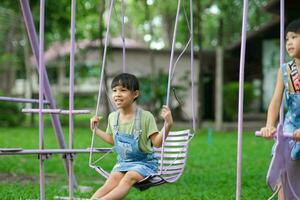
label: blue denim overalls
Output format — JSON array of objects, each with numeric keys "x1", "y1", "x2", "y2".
[
  {"x1": 111, "y1": 108, "x2": 158, "y2": 177},
  {"x1": 281, "y1": 60, "x2": 300, "y2": 159}
]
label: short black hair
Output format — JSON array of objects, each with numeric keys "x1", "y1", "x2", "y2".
[
  {"x1": 286, "y1": 19, "x2": 300, "y2": 35},
  {"x1": 111, "y1": 73, "x2": 139, "y2": 100}
]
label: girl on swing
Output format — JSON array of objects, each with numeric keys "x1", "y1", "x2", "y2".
[{"x1": 90, "y1": 73, "x2": 173, "y2": 200}]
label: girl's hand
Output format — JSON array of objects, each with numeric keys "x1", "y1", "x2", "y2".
[
  {"x1": 160, "y1": 105, "x2": 173, "y2": 128},
  {"x1": 293, "y1": 129, "x2": 300, "y2": 141},
  {"x1": 260, "y1": 126, "x2": 276, "y2": 139},
  {"x1": 90, "y1": 116, "x2": 102, "y2": 131}
]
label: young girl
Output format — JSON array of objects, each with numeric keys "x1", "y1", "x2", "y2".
[
  {"x1": 260, "y1": 19, "x2": 300, "y2": 159},
  {"x1": 90, "y1": 73, "x2": 173, "y2": 200},
  {"x1": 260, "y1": 19, "x2": 300, "y2": 199}
]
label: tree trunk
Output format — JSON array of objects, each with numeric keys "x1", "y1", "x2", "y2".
[
  {"x1": 215, "y1": 47, "x2": 223, "y2": 131},
  {"x1": 215, "y1": 18, "x2": 224, "y2": 131}
]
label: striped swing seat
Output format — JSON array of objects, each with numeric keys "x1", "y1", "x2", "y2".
[
  {"x1": 135, "y1": 129, "x2": 192, "y2": 190},
  {"x1": 92, "y1": 129, "x2": 192, "y2": 191}
]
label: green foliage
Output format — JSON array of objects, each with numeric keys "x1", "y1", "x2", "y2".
[
  {"x1": 61, "y1": 94, "x2": 95, "y2": 109},
  {"x1": 0, "y1": 93, "x2": 25, "y2": 127},
  {"x1": 138, "y1": 71, "x2": 187, "y2": 117},
  {"x1": 0, "y1": 53, "x2": 19, "y2": 72},
  {"x1": 201, "y1": 0, "x2": 270, "y2": 49},
  {"x1": 58, "y1": 94, "x2": 95, "y2": 126},
  {"x1": 223, "y1": 82, "x2": 254, "y2": 121},
  {"x1": 138, "y1": 72, "x2": 168, "y2": 115}
]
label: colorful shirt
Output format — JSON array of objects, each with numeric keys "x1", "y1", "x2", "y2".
[
  {"x1": 287, "y1": 60, "x2": 300, "y2": 93},
  {"x1": 106, "y1": 108, "x2": 159, "y2": 153}
]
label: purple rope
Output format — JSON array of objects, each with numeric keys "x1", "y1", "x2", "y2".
[
  {"x1": 89, "y1": 0, "x2": 114, "y2": 167},
  {"x1": 121, "y1": 0, "x2": 126, "y2": 72},
  {"x1": 166, "y1": 0, "x2": 181, "y2": 107},
  {"x1": 68, "y1": 0, "x2": 76, "y2": 198},
  {"x1": 170, "y1": 38, "x2": 192, "y2": 81},
  {"x1": 38, "y1": 1, "x2": 45, "y2": 199},
  {"x1": 162, "y1": 0, "x2": 181, "y2": 174},
  {"x1": 236, "y1": 0, "x2": 248, "y2": 199}
]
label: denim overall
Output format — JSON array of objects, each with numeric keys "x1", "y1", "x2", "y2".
[
  {"x1": 281, "y1": 60, "x2": 300, "y2": 160},
  {"x1": 111, "y1": 108, "x2": 158, "y2": 177}
]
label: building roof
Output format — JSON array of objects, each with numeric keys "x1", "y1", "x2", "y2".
[
  {"x1": 33, "y1": 37, "x2": 207, "y2": 66},
  {"x1": 227, "y1": 0, "x2": 300, "y2": 53},
  {"x1": 30, "y1": 36, "x2": 147, "y2": 65},
  {"x1": 227, "y1": 17, "x2": 279, "y2": 51},
  {"x1": 263, "y1": 0, "x2": 300, "y2": 16}
]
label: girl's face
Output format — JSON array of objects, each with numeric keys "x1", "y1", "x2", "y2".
[
  {"x1": 286, "y1": 32, "x2": 300, "y2": 59},
  {"x1": 112, "y1": 85, "x2": 139, "y2": 109}
]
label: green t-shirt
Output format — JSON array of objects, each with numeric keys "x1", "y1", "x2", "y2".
[{"x1": 106, "y1": 109, "x2": 159, "y2": 153}]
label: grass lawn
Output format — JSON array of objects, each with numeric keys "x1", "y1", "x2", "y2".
[{"x1": 0, "y1": 124, "x2": 274, "y2": 200}]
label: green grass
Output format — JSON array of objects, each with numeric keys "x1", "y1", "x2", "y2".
[{"x1": 0, "y1": 126, "x2": 274, "y2": 199}]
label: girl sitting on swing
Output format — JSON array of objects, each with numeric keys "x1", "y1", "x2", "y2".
[{"x1": 90, "y1": 73, "x2": 173, "y2": 200}]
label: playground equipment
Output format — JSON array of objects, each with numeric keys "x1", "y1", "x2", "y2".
[
  {"x1": 0, "y1": 1, "x2": 111, "y2": 199},
  {"x1": 88, "y1": 0, "x2": 196, "y2": 191}
]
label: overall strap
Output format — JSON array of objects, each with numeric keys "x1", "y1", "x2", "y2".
[
  {"x1": 281, "y1": 62, "x2": 289, "y2": 88},
  {"x1": 113, "y1": 111, "x2": 120, "y2": 133},
  {"x1": 281, "y1": 61, "x2": 290, "y2": 101},
  {"x1": 134, "y1": 108, "x2": 142, "y2": 139}
]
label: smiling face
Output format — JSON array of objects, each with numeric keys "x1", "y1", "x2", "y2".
[
  {"x1": 286, "y1": 32, "x2": 300, "y2": 59},
  {"x1": 112, "y1": 85, "x2": 139, "y2": 109}
]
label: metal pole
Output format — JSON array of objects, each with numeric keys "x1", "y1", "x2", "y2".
[
  {"x1": 38, "y1": 1, "x2": 45, "y2": 199},
  {"x1": 69, "y1": 0, "x2": 76, "y2": 198},
  {"x1": 236, "y1": 0, "x2": 248, "y2": 199},
  {"x1": 19, "y1": 0, "x2": 77, "y2": 187},
  {"x1": 279, "y1": 0, "x2": 285, "y2": 123}
]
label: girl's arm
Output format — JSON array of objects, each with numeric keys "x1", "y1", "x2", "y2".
[
  {"x1": 260, "y1": 68, "x2": 284, "y2": 138},
  {"x1": 150, "y1": 106, "x2": 173, "y2": 147},
  {"x1": 90, "y1": 116, "x2": 114, "y2": 145}
]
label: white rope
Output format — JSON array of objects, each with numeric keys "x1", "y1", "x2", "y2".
[
  {"x1": 89, "y1": 0, "x2": 114, "y2": 167},
  {"x1": 267, "y1": 184, "x2": 281, "y2": 200},
  {"x1": 161, "y1": 0, "x2": 182, "y2": 175}
]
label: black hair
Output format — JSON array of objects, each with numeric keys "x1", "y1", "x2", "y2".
[
  {"x1": 111, "y1": 73, "x2": 139, "y2": 100},
  {"x1": 286, "y1": 18, "x2": 300, "y2": 36}
]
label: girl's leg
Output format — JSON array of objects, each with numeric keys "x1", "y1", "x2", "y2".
[
  {"x1": 101, "y1": 171, "x2": 144, "y2": 200},
  {"x1": 91, "y1": 172, "x2": 125, "y2": 200},
  {"x1": 278, "y1": 187, "x2": 284, "y2": 200}
]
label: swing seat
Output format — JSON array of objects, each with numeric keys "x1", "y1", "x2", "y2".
[
  {"x1": 92, "y1": 129, "x2": 192, "y2": 191},
  {"x1": 134, "y1": 129, "x2": 192, "y2": 191}
]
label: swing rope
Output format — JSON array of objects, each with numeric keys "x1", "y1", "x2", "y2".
[{"x1": 89, "y1": 0, "x2": 114, "y2": 168}]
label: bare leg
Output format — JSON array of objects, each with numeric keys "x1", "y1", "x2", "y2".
[
  {"x1": 278, "y1": 187, "x2": 284, "y2": 200},
  {"x1": 101, "y1": 171, "x2": 144, "y2": 200},
  {"x1": 91, "y1": 172, "x2": 125, "y2": 200}
]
